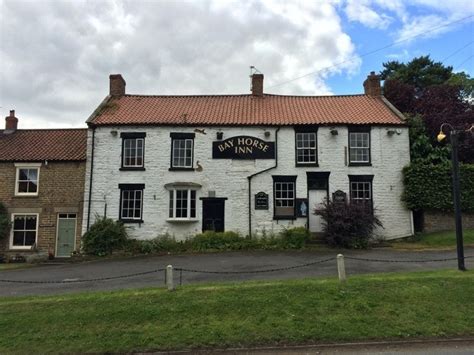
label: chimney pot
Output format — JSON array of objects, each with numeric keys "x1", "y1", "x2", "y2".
[
  {"x1": 109, "y1": 74, "x2": 126, "y2": 96},
  {"x1": 251, "y1": 73, "x2": 264, "y2": 96},
  {"x1": 5, "y1": 109, "x2": 18, "y2": 133},
  {"x1": 363, "y1": 71, "x2": 381, "y2": 97}
]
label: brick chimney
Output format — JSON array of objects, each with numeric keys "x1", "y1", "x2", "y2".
[
  {"x1": 4, "y1": 110, "x2": 18, "y2": 134},
  {"x1": 363, "y1": 71, "x2": 381, "y2": 97},
  {"x1": 251, "y1": 73, "x2": 264, "y2": 96},
  {"x1": 109, "y1": 74, "x2": 126, "y2": 96}
]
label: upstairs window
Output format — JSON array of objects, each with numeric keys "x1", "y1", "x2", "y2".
[
  {"x1": 295, "y1": 126, "x2": 318, "y2": 166},
  {"x1": 119, "y1": 184, "x2": 144, "y2": 223},
  {"x1": 273, "y1": 175, "x2": 297, "y2": 219},
  {"x1": 170, "y1": 133, "x2": 195, "y2": 170},
  {"x1": 120, "y1": 132, "x2": 146, "y2": 170},
  {"x1": 348, "y1": 127, "x2": 371, "y2": 166},
  {"x1": 15, "y1": 163, "x2": 40, "y2": 196}
]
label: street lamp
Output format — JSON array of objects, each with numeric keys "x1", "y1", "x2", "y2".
[{"x1": 437, "y1": 123, "x2": 474, "y2": 271}]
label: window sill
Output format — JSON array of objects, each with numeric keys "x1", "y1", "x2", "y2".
[
  {"x1": 119, "y1": 167, "x2": 146, "y2": 171},
  {"x1": 13, "y1": 194, "x2": 39, "y2": 198},
  {"x1": 348, "y1": 162, "x2": 372, "y2": 167},
  {"x1": 295, "y1": 163, "x2": 319, "y2": 167},
  {"x1": 9, "y1": 246, "x2": 34, "y2": 250},
  {"x1": 168, "y1": 167, "x2": 195, "y2": 171},
  {"x1": 166, "y1": 218, "x2": 199, "y2": 223},
  {"x1": 119, "y1": 219, "x2": 144, "y2": 224},
  {"x1": 273, "y1": 216, "x2": 297, "y2": 220}
]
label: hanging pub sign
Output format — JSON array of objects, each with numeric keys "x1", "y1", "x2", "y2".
[
  {"x1": 213, "y1": 136, "x2": 275, "y2": 159},
  {"x1": 255, "y1": 192, "x2": 269, "y2": 210}
]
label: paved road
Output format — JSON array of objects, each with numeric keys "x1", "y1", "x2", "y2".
[{"x1": 0, "y1": 248, "x2": 472, "y2": 297}]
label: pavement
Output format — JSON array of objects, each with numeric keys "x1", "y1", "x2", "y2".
[{"x1": 0, "y1": 247, "x2": 472, "y2": 297}]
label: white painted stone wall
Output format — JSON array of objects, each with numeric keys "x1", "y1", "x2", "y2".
[{"x1": 82, "y1": 125, "x2": 413, "y2": 240}]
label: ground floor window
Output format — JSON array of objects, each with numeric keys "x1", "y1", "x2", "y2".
[
  {"x1": 11, "y1": 214, "x2": 38, "y2": 249},
  {"x1": 169, "y1": 189, "x2": 196, "y2": 219},
  {"x1": 349, "y1": 175, "x2": 374, "y2": 210},
  {"x1": 119, "y1": 184, "x2": 144, "y2": 222},
  {"x1": 273, "y1": 175, "x2": 297, "y2": 219}
]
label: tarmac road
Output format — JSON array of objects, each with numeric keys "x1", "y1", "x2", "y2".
[{"x1": 0, "y1": 247, "x2": 472, "y2": 297}]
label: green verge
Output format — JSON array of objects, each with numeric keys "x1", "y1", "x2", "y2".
[
  {"x1": 0, "y1": 270, "x2": 473, "y2": 353},
  {"x1": 390, "y1": 229, "x2": 474, "y2": 249}
]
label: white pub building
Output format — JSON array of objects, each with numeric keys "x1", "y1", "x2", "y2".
[{"x1": 82, "y1": 73, "x2": 413, "y2": 240}]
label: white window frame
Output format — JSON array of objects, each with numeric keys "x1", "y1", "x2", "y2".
[
  {"x1": 296, "y1": 132, "x2": 317, "y2": 164},
  {"x1": 349, "y1": 132, "x2": 370, "y2": 164},
  {"x1": 350, "y1": 181, "x2": 372, "y2": 203},
  {"x1": 168, "y1": 188, "x2": 197, "y2": 220},
  {"x1": 120, "y1": 189, "x2": 143, "y2": 220},
  {"x1": 14, "y1": 163, "x2": 41, "y2": 196},
  {"x1": 274, "y1": 181, "x2": 295, "y2": 217},
  {"x1": 171, "y1": 138, "x2": 194, "y2": 168},
  {"x1": 10, "y1": 213, "x2": 39, "y2": 250},
  {"x1": 122, "y1": 137, "x2": 144, "y2": 168}
]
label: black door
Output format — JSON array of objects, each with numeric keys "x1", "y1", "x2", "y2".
[{"x1": 202, "y1": 198, "x2": 225, "y2": 232}]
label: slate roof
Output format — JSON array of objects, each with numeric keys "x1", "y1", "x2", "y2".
[
  {"x1": 89, "y1": 93, "x2": 405, "y2": 126},
  {"x1": 0, "y1": 129, "x2": 87, "y2": 162}
]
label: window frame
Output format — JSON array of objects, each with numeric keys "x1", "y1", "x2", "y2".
[
  {"x1": 294, "y1": 126, "x2": 318, "y2": 167},
  {"x1": 348, "y1": 175, "x2": 374, "y2": 211},
  {"x1": 168, "y1": 188, "x2": 198, "y2": 221},
  {"x1": 272, "y1": 175, "x2": 297, "y2": 220},
  {"x1": 348, "y1": 126, "x2": 371, "y2": 166},
  {"x1": 14, "y1": 163, "x2": 41, "y2": 196},
  {"x1": 169, "y1": 132, "x2": 195, "y2": 171},
  {"x1": 120, "y1": 132, "x2": 146, "y2": 171},
  {"x1": 118, "y1": 183, "x2": 145, "y2": 223},
  {"x1": 10, "y1": 213, "x2": 39, "y2": 250}
]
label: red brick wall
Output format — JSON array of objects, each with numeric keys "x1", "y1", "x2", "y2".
[
  {"x1": 0, "y1": 161, "x2": 85, "y2": 256},
  {"x1": 423, "y1": 210, "x2": 474, "y2": 233}
]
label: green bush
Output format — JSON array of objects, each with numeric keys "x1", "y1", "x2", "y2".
[
  {"x1": 403, "y1": 162, "x2": 474, "y2": 211},
  {"x1": 315, "y1": 200, "x2": 383, "y2": 249},
  {"x1": 279, "y1": 227, "x2": 309, "y2": 248},
  {"x1": 82, "y1": 216, "x2": 128, "y2": 256},
  {"x1": 0, "y1": 202, "x2": 11, "y2": 241}
]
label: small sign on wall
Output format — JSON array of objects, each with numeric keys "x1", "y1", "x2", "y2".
[
  {"x1": 255, "y1": 192, "x2": 269, "y2": 210},
  {"x1": 213, "y1": 136, "x2": 275, "y2": 159},
  {"x1": 296, "y1": 198, "x2": 309, "y2": 217},
  {"x1": 332, "y1": 190, "x2": 347, "y2": 205}
]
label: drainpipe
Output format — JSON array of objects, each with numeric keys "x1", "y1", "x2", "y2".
[
  {"x1": 86, "y1": 127, "x2": 96, "y2": 231},
  {"x1": 247, "y1": 127, "x2": 281, "y2": 238}
]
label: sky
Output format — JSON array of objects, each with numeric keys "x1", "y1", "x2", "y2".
[{"x1": 0, "y1": 0, "x2": 473, "y2": 129}]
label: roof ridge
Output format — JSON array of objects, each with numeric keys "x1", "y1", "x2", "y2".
[
  {"x1": 122, "y1": 93, "x2": 368, "y2": 99},
  {"x1": 0, "y1": 128, "x2": 87, "y2": 132}
]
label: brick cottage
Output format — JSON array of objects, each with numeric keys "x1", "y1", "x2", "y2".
[
  {"x1": 0, "y1": 111, "x2": 86, "y2": 259},
  {"x1": 82, "y1": 72, "x2": 414, "y2": 240}
]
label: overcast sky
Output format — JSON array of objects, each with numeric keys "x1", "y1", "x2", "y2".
[{"x1": 0, "y1": 0, "x2": 473, "y2": 128}]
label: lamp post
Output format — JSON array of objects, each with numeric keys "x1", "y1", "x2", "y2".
[{"x1": 437, "y1": 123, "x2": 473, "y2": 271}]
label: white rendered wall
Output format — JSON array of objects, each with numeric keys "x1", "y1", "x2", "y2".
[{"x1": 82, "y1": 125, "x2": 413, "y2": 240}]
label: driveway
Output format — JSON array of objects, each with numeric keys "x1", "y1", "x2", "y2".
[{"x1": 0, "y1": 247, "x2": 472, "y2": 297}]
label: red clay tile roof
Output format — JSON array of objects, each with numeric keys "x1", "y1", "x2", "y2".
[
  {"x1": 0, "y1": 129, "x2": 87, "y2": 162},
  {"x1": 89, "y1": 94, "x2": 405, "y2": 126}
]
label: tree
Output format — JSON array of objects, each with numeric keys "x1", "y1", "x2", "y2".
[{"x1": 380, "y1": 55, "x2": 474, "y2": 163}]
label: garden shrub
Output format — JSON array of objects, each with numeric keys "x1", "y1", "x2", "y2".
[
  {"x1": 278, "y1": 227, "x2": 309, "y2": 249},
  {"x1": 0, "y1": 202, "x2": 10, "y2": 241},
  {"x1": 82, "y1": 216, "x2": 128, "y2": 256},
  {"x1": 403, "y1": 162, "x2": 474, "y2": 212},
  {"x1": 315, "y1": 200, "x2": 383, "y2": 249}
]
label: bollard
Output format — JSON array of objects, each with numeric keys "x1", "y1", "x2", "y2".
[
  {"x1": 166, "y1": 265, "x2": 175, "y2": 291},
  {"x1": 337, "y1": 254, "x2": 346, "y2": 282}
]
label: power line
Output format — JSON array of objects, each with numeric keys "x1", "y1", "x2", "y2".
[
  {"x1": 441, "y1": 40, "x2": 474, "y2": 62},
  {"x1": 267, "y1": 14, "x2": 474, "y2": 90},
  {"x1": 454, "y1": 54, "x2": 474, "y2": 71}
]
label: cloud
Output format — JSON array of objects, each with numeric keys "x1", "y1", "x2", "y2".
[
  {"x1": 344, "y1": 0, "x2": 394, "y2": 29},
  {"x1": 0, "y1": 0, "x2": 360, "y2": 128}
]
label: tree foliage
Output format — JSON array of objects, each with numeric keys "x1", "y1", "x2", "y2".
[
  {"x1": 0, "y1": 202, "x2": 11, "y2": 241},
  {"x1": 381, "y1": 55, "x2": 474, "y2": 163}
]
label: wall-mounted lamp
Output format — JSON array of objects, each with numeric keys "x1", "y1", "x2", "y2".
[
  {"x1": 216, "y1": 131, "x2": 223, "y2": 140},
  {"x1": 264, "y1": 130, "x2": 271, "y2": 138},
  {"x1": 330, "y1": 128, "x2": 338, "y2": 136},
  {"x1": 387, "y1": 128, "x2": 402, "y2": 136},
  {"x1": 110, "y1": 130, "x2": 118, "y2": 137}
]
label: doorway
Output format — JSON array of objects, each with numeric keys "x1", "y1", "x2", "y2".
[
  {"x1": 201, "y1": 198, "x2": 226, "y2": 232},
  {"x1": 56, "y1": 213, "x2": 77, "y2": 257},
  {"x1": 307, "y1": 172, "x2": 330, "y2": 233}
]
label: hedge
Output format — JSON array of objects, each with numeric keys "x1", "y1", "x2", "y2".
[{"x1": 403, "y1": 162, "x2": 474, "y2": 212}]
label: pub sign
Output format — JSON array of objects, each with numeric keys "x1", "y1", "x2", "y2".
[{"x1": 213, "y1": 136, "x2": 275, "y2": 159}]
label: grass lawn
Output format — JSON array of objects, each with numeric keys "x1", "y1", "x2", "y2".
[
  {"x1": 0, "y1": 263, "x2": 32, "y2": 271},
  {"x1": 389, "y1": 229, "x2": 474, "y2": 250},
  {"x1": 0, "y1": 270, "x2": 473, "y2": 353}
]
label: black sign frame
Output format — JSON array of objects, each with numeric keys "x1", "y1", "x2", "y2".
[
  {"x1": 296, "y1": 198, "x2": 309, "y2": 217},
  {"x1": 213, "y1": 136, "x2": 275, "y2": 159},
  {"x1": 255, "y1": 192, "x2": 269, "y2": 210}
]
